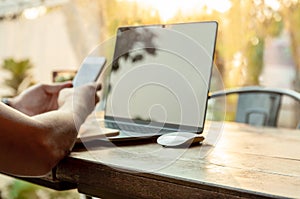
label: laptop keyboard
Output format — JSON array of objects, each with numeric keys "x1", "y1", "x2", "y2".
[{"x1": 104, "y1": 121, "x2": 176, "y2": 134}]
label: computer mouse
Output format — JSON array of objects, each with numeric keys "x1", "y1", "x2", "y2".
[{"x1": 157, "y1": 132, "x2": 204, "y2": 147}]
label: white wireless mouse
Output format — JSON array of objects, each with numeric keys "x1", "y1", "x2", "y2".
[{"x1": 157, "y1": 132, "x2": 204, "y2": 147}]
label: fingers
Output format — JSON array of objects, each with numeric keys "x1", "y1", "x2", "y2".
[
  {"x1": 96, "y1": 83, "x2": 102, "y2": 91},
  {"x1": 95, "y1": 83, "x2": 101, "y2": 104},
  {"x1": 44, "y1": 82, "x2": 73, "y2": 94},
  {"x1": 84, "y1": 82, "x2": 102, "y2": 91},
  {"x1": 95, "y1": 94, "x2": 100, "y2": 104},
  {"x1": 87, "y1": 82, "x2": 101, "y2": 104}
]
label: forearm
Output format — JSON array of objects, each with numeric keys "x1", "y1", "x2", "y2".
[
  {"x1": 33, "y1": 110, "x2": 78, "y2": 162},
  {"x1": 0, "y1": 83, "x2": 98, "y2": 176},
  {"x1": 0, "y1": 103, "x2": 89, "y2": 177},
  {"x1": 33, "y1": 103, "x2": 91, "y2": 159}
]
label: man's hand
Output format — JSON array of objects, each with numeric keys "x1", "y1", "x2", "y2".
[
  {"x1": 57, "y1": 82, "x2": 101, "y2": 128},
  {"x1": 58, "y1": 83, "x2": 101, "y2": 114},
  {"x1": 9, "y1": 82, "x2": 73, "y2": 116}
]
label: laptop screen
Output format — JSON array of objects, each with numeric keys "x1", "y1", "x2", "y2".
[{"x1": 105, "y1": 21, "x2": 218, "y2": 132}]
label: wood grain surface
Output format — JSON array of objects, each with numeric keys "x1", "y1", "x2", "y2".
[{"x1": 56, "y1": 121, "x2": 300, "y2": 199}]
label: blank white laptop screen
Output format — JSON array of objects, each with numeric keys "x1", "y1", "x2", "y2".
[{"x1": 105, "y1": 21, "x2": 218, "y2": 133}]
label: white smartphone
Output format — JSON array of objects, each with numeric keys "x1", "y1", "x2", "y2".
[{"x1": 73, "y1": 57, "x2": 106, "y2": 87}]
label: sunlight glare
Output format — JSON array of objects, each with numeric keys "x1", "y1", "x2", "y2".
[
  {"x1": 22, "y1": 6, "x2": 47, "y2": 20},
  {"x1": 127, "y1": 0, "x2": 231, "y2": 22},
  {"x1": 265, "y1": 0, "x2": 280, "y2": 11},
  {"x1": 206, "y1": 0, "x2": 232, "y2": 13}
]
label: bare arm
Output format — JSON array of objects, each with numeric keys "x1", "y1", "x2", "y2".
[{"x1": 0, "y1": 83, "x2": 100, "y2": 177}]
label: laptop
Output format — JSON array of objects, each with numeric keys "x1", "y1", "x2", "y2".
[{"x1": 99, "y1": 21, "x2": 218, "y2": 141}]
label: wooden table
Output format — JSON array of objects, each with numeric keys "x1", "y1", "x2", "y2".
[{"x1": 53, "y1": 121, "x2": 300, "y2": 199}]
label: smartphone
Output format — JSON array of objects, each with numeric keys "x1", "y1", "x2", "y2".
[{"x1": 73, "y1": 57, "x2": 106, "y2": 87}]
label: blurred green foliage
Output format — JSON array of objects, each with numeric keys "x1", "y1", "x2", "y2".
[
  {"x1": 1, "y1": 58, "x2": 35, "y2": 97},
  {"x1": 8, "y1": 180, "x2": 39, "y2": 199},
  {"x1": 97, "y1": 0, "x2": 300, "y2": 122},
  {"x1": 281, "y1": 1, "x2": 300, "y2": 92},
  {"x1": 101, "y1": 0, "x2": 300, "y2": 90},
  {"x1": 244, "y1": 37, "x2": 265, "y2": 85},
  {"x1": 4, "y1": 179, "x2": 79, "y2": 199}
]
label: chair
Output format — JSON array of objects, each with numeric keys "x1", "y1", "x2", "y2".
[{"x1": 208, "y1": 86, "x2": 300, "y2": 128}]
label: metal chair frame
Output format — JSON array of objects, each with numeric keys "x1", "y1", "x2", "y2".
[{"x1": 208, "y1": 86, "x2": 300, "y2": 128}]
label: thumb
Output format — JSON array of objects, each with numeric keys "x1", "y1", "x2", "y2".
[{"x1": 44, "y1": 82, "x2": 73, "y2": 94}]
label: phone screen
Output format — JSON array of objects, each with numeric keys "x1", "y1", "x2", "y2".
[{"x1": 73, "y1": 57, "x2": 106, "y2": 87}]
